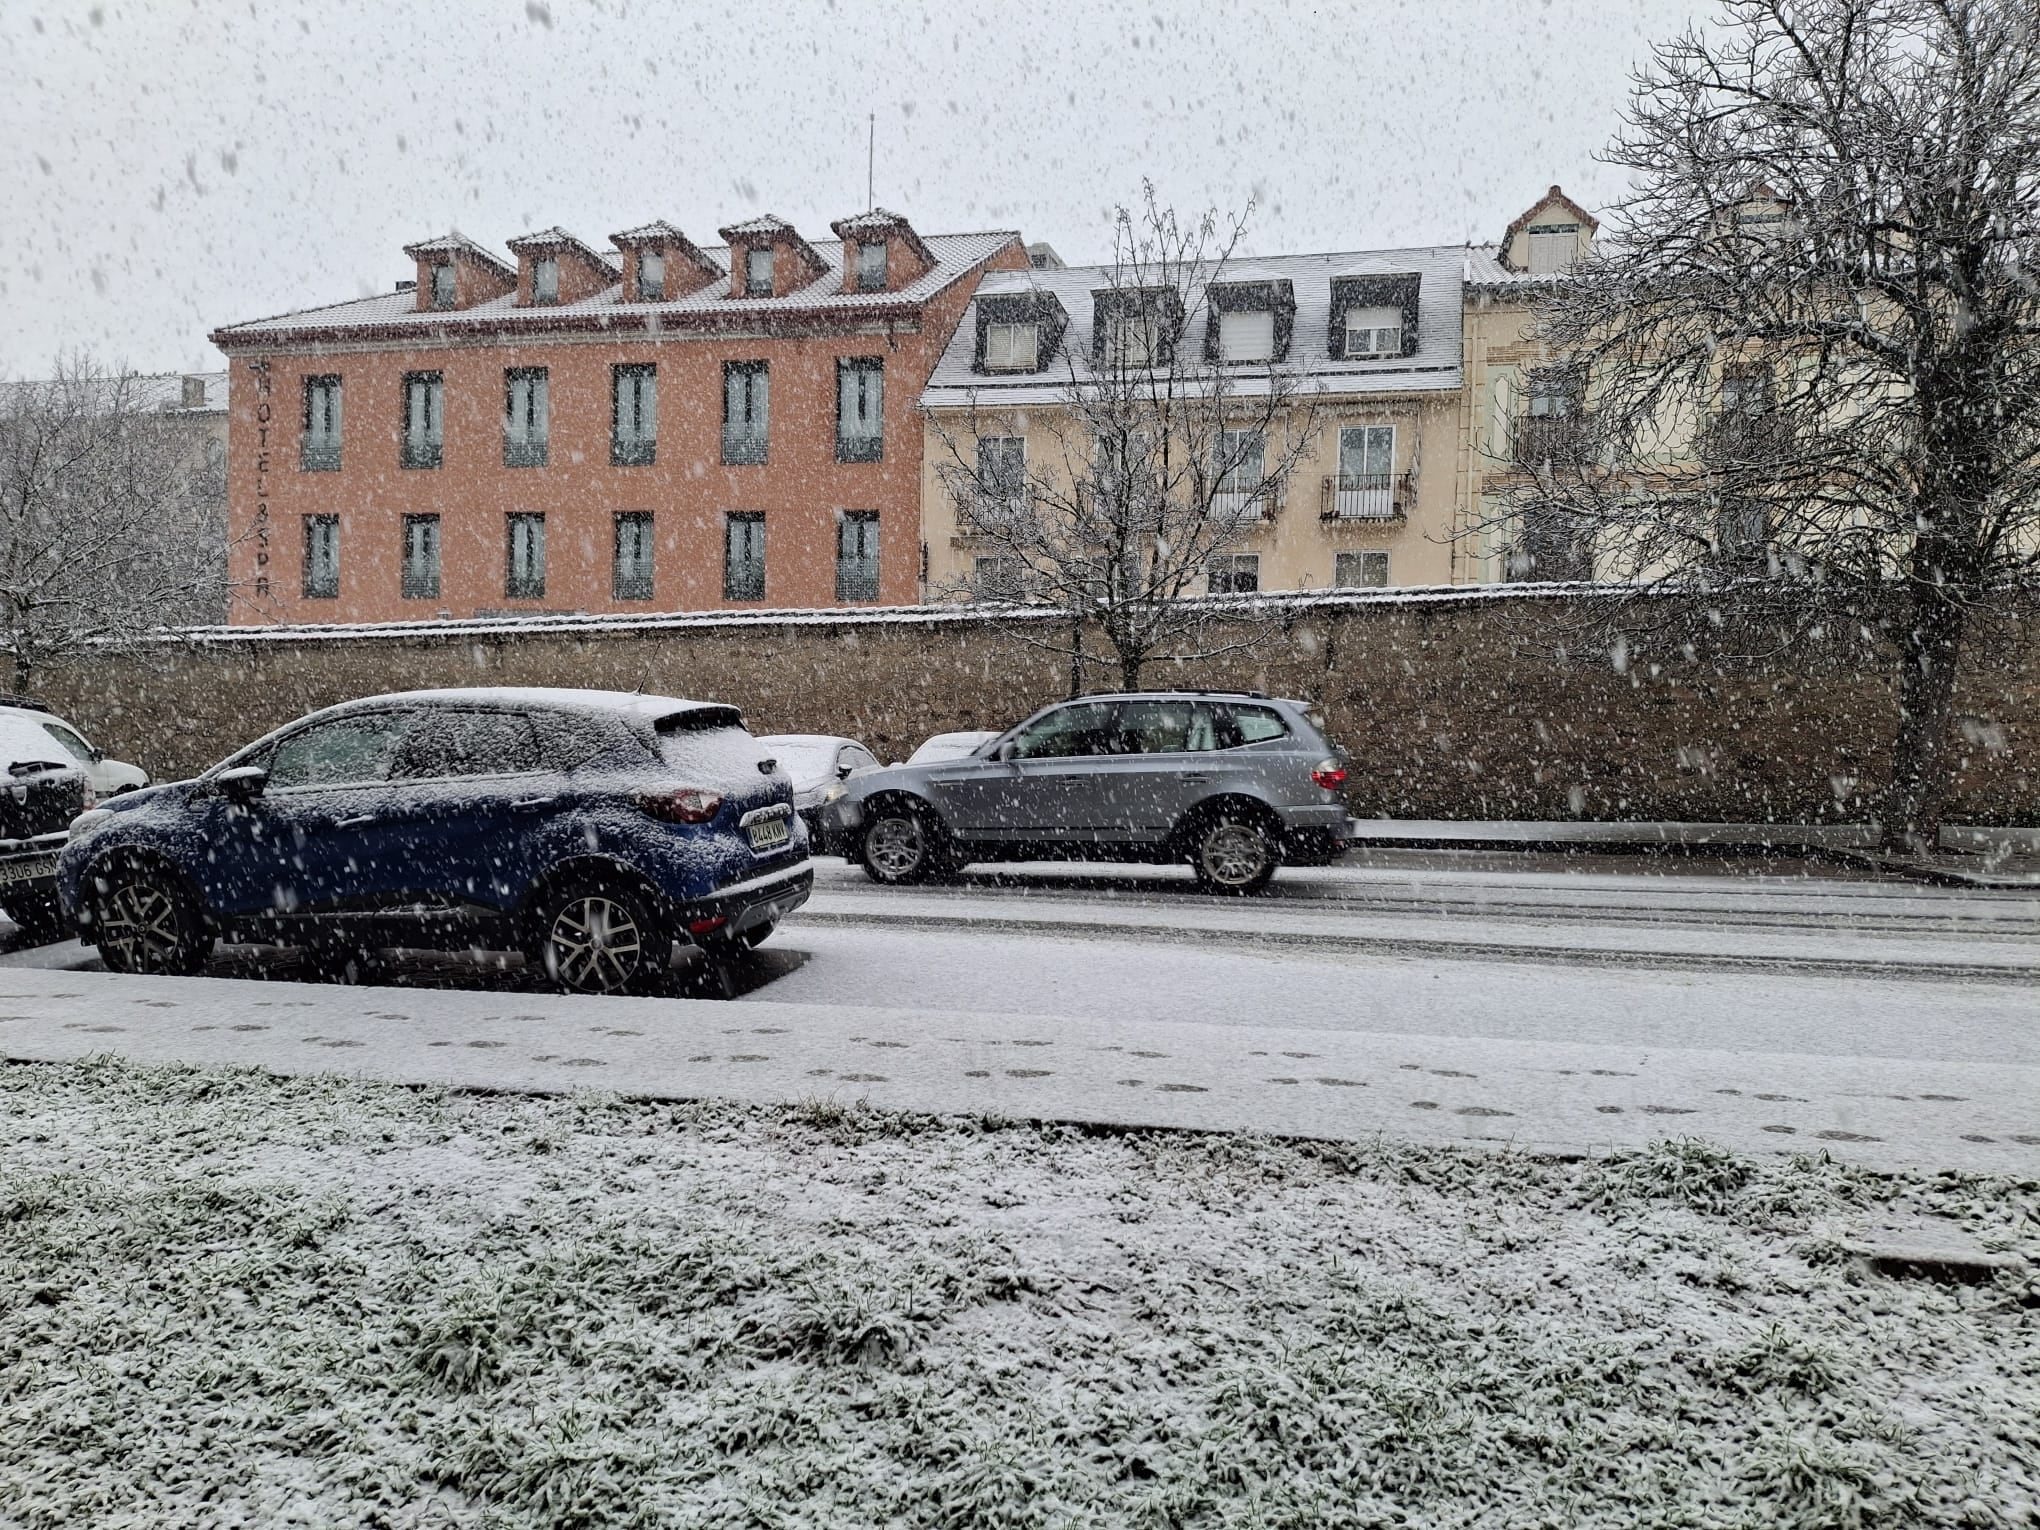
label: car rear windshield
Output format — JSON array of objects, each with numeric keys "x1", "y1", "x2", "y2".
[{"x1": 655, "y1": 717, "x2": 771, "y2": 790}]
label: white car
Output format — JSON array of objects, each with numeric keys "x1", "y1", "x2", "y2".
[
  {"x1": 0, "y1": 703, "x2": 149, "y2": 798},
  {"x1": 906, "y1": 730, "x2": 1000, "y2": 765},
  {"x1": 754, "y1": 733, "x2": 883, "y2": 834}
]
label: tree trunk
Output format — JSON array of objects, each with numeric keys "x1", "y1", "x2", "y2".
[
  {"x1": 1117, "y1": 648, "x2": 1144, "y2": 691},
  {"x1": 10, "y1": 646, "x2": 29, "y2": 697},
  {"x1": 1069, "y1": 618, "x2": 1084, "y2": 699},
  {"x1": 1879, "y1": 591, "x2": 1967, "y2": 855}
]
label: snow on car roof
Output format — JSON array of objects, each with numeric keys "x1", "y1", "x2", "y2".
[{"x1": 336, "y1": 687, "x2": 733, "y2": 721}]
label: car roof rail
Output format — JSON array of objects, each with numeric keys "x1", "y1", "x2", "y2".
[
  {"x1": 0, "y1": 695, "x2": 53, "y2": 714},
  {"x1": 1076, "y1": 689, "x2": 1270, "y2": 700}
]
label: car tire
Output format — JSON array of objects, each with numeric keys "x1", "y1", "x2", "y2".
[
  {"x1": 860, "y1": 799, "x2": 946, "y2": 886},
  {"x1": 5, "y1": 890, "x2": 70, "y2": 948},
  {"x1": 92, "y1": 863, "x2": 213, "y2": 975},
  {"x1": 533, "y1": 879, "x2": 669, "y2": 996},
  {"x1": 1187, "y1": 809, "x2": 1280, "y2": 895}
]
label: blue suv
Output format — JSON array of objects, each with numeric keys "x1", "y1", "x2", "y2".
[{"x1": 56, "y1": 688, "x2": 813, "y2": 994}]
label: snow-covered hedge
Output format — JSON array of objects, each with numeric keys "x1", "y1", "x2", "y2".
[{"x1": 1, "y1": 1060, "x2": 2034, "y2": 1527}]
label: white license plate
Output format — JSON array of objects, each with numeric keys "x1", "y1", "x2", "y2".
[
  {"x1": 0, "y1": 851, "x2": 58, "y2": 887},
  {"x1": 746, "y1": 815, "x2": 791, "y2": 851}
]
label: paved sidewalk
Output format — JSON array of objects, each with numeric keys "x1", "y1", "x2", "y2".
[{"x1": 2, "y1": 965, "x2": 2033, "y2": 1175}]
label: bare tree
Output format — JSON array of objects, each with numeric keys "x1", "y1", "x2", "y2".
[
  {"x1": 931, "y1": 185, "x2": 1319, "y2": 692},
  {"x1": 0, "y1": 355, "x2": 229, "y2": 692},
  {"x1": 1486, "y1": 0, "x2": 2040, "y2": 851}
]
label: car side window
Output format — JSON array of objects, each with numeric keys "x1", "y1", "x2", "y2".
[
  {"x1": 265, "y1": 714, "x2": 408, "y2": 790},
  {"x1": 39, "y1": 722, "x2": 93, "y2": 761},
  {"x1": 392, "y1": 710, "x2": 544, "y2": 779},
  {"x1": 1116, "y1": 700, "x2": 1219, "y2": 754},
  {"x1": 1220, "y1": 704, "x2": 1292, "y2": 747},
  {"x1": 1009, "y1": 702, "x2": 1119, "y2": 760}
]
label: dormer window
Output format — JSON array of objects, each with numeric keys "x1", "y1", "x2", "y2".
[
  {"x1": 746, "y1": 248, "x2": 774, "y2": 297},
  {"x1": 1526, "y1": 223, "x2": 1582, "y2": 274},
  {"x1": 1109, "y1": 312, "x2": 1162, "y2": 369},
  {"x1": 637, "y1": 251, "x2": 665, "y2": 302},
  {"x1": 1219, "y1": 309, "x2": 1275, "y2": 363},
  {"x1": 985, "y1": 323, "x2": 1039, "y2": 371},
  {"x1": 430, "y1": 263, "x2": 456, "y2": 310},
  {"x1": 856, "y1": 241, "x2": 888, "y2": 292},
  {"x1": 533, "y1": 256, "x2": 559, "y2": 305},
  {"x1": 1344, "y1": 306, "x2": 1403, "y2": 359}
]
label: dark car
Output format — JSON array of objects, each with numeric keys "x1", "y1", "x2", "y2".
[
  {"x1": 56, "y1": 687, "x2": 812, "y2": 994},
  {"x1": 820, "y1": 691, "x2": 1352, "y2": 893},
  {"x1": 0, "y1": 715, "x2": 93, "y2": 944}
]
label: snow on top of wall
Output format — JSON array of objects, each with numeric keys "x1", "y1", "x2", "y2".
[
  {"x1": 924, "y1": 244, "x2": 1471, "y2": 407},
  {"x1": 169, "y1": 583, "x2": 1637, "y2": 647},
  {"x1": 214, "y1": 230, "x2": 1022, "y2": 344}
]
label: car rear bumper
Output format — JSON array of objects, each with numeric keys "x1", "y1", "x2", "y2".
[
  {"x1": 685, "y1": 858, "x2": 813, "y2": 942},
  {"x1": 0, "y1": 833, "x2": 70, "y2": 903}
]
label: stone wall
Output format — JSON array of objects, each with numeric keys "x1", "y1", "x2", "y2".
[{"x1": 33, "y1": 593, "x2": 2039, "y2": 824}]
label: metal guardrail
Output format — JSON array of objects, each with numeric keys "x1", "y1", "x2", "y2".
[{"x1": 1319, "y1": 472, "x2": 1412, "y2": 521}]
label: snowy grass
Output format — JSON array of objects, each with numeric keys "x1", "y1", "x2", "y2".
[{"x1": 1, "y1": 1060, "x2": 2035, "y2": 1528}]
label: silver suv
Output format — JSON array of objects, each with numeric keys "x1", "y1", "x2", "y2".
[{"x1": 820, "y1": 692, "x2": 1353, "y2": 893}]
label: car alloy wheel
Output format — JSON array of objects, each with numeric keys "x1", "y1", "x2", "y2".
[
  {"x1": 96, "y1": 871, "x2": 210, "y2": 975},
  {"x1": 863, "y1": 810, "x2": 928, "y2": 883},
  {"x1": 1195, "y1": 818, "x2": 1277, "y2": 894},
  {"x1": 545, "y1": 892, "x2": 652, "y2": 995}
]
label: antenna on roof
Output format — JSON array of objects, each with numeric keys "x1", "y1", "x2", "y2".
[{"x1": 867, "y1": 113, "x2": 875, "y2": 212}]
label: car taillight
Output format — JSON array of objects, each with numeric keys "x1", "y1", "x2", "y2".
[
  {"x1": 637, "y1": 788, "x2": 722, "y2": 824},
  {"x1": 1310, "y1": 759, "x2": 1348, "y2": 791}
]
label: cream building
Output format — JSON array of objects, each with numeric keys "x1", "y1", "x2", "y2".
[
  {"x1": 916, "y1": 189, "x2": 1601, "y2": 596},
  {"x1": 1458, "y1": 186, "x2": 1602, "y2": 582}
]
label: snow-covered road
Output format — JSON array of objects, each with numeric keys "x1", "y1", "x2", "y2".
[{"x1": 2, "y1": 852, "x2": 2034, "y2": 1172}]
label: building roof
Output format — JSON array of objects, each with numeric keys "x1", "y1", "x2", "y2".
[
  {"x1": 829, "y1": 207, "x2": 937, "y2": 265},
  {"x1": 921, "y1": 244, "x2": 1470, "y2": 407},
  {"x1": 211, "y1": 229, "x2": 1023, "y2": 348},
  {"x1": 609, "y1": 219, "x2": 692, "y2": 246},
  {"x1": 0, "y1": 371, "x2": 227, "y2": 415},
  {"x1": 1461, "y1": 242, "x2": 1574, "y2": 296},
  {"x1": 718, "y1": 213, "x2": 800, "y2": 240},
  {"x1": 504, "y1": 226, "x2": 620, "y2": 272},
  {"x1": 400, "y1": 231, "x2": 517, "y2": 280}
]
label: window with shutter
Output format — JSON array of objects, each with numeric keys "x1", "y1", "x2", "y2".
[{"x1": 1219, "y1": 310, "x2": 1275, "y2": 362}]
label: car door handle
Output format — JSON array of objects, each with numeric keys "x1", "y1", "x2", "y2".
[
  {"x1": 333, "y1": 814, "x2": 378, "y2": 829},
  {"x1": 513, "y1": 796, "x2": 559, "y2": 811},
  {"x1": 1180, "y1": 774, "x2": 1212, "y2": 784}
]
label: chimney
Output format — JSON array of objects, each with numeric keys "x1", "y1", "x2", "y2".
[{"x1": 180, "y1": 375, "x2": 207, "y2": 409}]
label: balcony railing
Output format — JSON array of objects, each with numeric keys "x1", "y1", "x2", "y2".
[
  {"x1": 722, "y1": 428, "x2": 768, "y2": 466},
  {"x1": 953, "y1": 489, "x2": 1031, "y2": 540},
  {"x1": 1696, "y1": 409, "x2": 1791, "y2": 465},
  {"x1": 1210, "y1": 480, "x2": 1278, "y2": 523},
  {"x1": 1510, "y1": 412, "x2": 1593, "y2": 467},
  {"x1": 1320, "y1": 472, "x2": 1412, "y2": 521}
]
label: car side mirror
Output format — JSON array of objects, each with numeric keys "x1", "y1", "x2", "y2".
[
  {"x1": 995, "y1": 739, "x2": 1019, "y2": 762},
  {"x1": 88, "y1": 746, "x2": 105, "y2": 763},
  {"x1": 836, "y1": 762, "x2": 855, "y2": 780},
  {"x1": 216, "y1": 765, "x2": 269, "y2": 803}
]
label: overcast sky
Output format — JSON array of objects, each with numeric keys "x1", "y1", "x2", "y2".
[{"x1": 2, "y1": 0, "x2": 1703, "y2": 376}]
